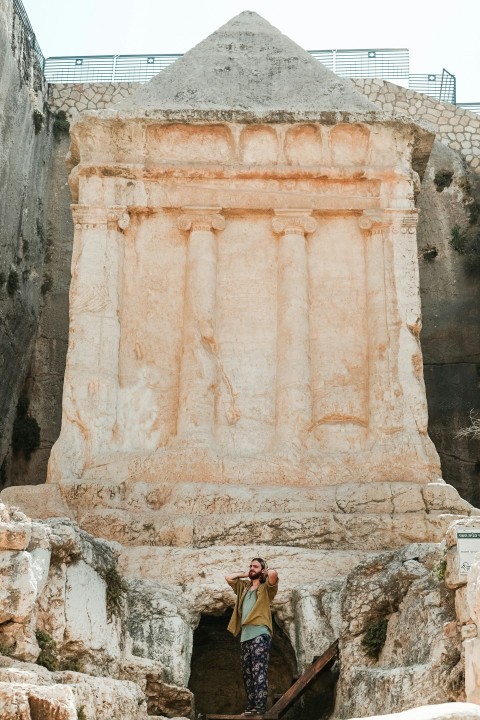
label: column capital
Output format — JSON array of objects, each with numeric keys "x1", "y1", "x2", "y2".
[
  {"x1": 72, "y1": 205, "x2": 109, "y2": 229},
  {"x1": 177, "y1": 207, "x2": 225, "y2": 233},
  {"x1": 358, "y1": 210, "x2": 392, "y2": 233},
  {"x1": 107, "y1": 206, "x2": 130, "y2": 231},
  {"x1": 272, "y1": 210, "x2": 317, "y2": 236},
  {"x1": 390, "y1": 209, "x2": 419, "y2": 235}
]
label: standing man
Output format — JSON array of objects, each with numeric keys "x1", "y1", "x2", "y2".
[{"x1": 226, "y1": 558, "x2": 279, "y2": 716}]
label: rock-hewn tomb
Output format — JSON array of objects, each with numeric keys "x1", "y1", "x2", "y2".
[{"x1": 2, "y1": 11, "x2": 480, "y2": 720}]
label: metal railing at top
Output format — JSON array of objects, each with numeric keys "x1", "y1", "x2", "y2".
[
  {"x1": 44, "y1": 48, "x2": 411, "y2": 84},
  {"x1": 458, "y1": 103, "x2": 480, "y2": 114},
  {"x1": 409, "y1": 69, "x2": 456, "y2": 104},
  {"x1": 12, "y1": 0, "x2": 44, "y2": 69}
]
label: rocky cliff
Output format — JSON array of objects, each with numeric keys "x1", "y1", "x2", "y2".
[{"x1": 0, "y1": 0, "x2": 52, "y2": 483}]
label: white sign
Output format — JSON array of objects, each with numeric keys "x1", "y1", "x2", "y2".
[{"x1": 456, "y1": 528, "x2": 480, "y2": 575}]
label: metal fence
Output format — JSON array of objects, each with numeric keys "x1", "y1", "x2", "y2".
[
  {"x1": 458, "y1": 102, "x2": 480, "y2": 114},
  {"x1": 44, "y1": 48, "x2": 411, "y2": 84},
  {"x1": 12, "y1": 0, "x2": 44, "y2": 69},
  {"x1": 409, "y1": 69, "x2": 456, "y2": 104}
]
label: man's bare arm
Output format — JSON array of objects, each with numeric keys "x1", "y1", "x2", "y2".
[
  {"x1": 266, "y1": 568, "x2": 278, "y2": 585},
  {"x1": 225, "y1": 570, "x2": 248, "y2": 582}
]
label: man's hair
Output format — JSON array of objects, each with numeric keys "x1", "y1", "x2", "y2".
[{"x1": 252, "y1": 557, "x2": 267, "y2": 583}]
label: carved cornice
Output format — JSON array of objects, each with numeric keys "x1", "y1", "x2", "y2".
[
  {"x1": 272, "y1": 210, "x2": 317, "y2": 236},
  {"x1": 177, "y1": 207, "x2": 225, "y2": 233}
]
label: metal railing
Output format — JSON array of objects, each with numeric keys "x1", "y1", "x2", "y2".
[
  {"x1": 409, "y1": 69, "x2": 456, "y2": 104},
  {"x1": 457, "y1": 103, "x2": 480, "y2": 114},
  {"x1": 12, "y1": 0, "x2": 45, "y2": 69},
  {"x1": 44, "y1": 48, "x2": 411, "y2": 84}
]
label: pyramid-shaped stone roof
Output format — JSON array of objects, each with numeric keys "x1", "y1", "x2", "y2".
[{"x1": 116, "y1": 11, "x2": 379, "y2": 121}]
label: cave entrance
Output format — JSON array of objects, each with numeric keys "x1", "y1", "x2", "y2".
[{"x1": 188, "y1": 612, "x2": 297, "y2": 717}]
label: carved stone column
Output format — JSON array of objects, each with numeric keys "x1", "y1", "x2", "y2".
[
  {"x1": 176, "y1": 208, "x2": 225, "y2": 443},
  {"x1": 49, "y1": 205, "x2": 128, "y2": 481},
  {"x1": 272, "y1": 210, "x2": 317, "y2": 446},
  {"x1": 389, "y1": 209, "x2": 431, "y2": 439},
  {"x1": 358, "y1": 210, "x2": 397, "y2": 435}
]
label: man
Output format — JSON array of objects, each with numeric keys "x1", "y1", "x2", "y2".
[{"x1": 225, "y1": 558, "x2": 279, "y2": 716}]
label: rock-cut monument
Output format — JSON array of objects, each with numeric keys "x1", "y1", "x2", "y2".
[
  {"x1": 2, "y1": 12, "x2": 480, "y2": 719},
  {"x1": 3, "y1": 12, "x2": 476, "y2": 549}
]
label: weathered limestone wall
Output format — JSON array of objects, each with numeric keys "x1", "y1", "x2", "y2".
[
  {"x1": 416, "y1": 142, "x2": 480, "y2": 506},
  {"x1": 9, "y1": 132, "x2": 74, "y2": 488},
  {"x1": 0, "y1": 0, "x2": 52, "y2": 480}
]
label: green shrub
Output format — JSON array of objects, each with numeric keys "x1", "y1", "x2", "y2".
[
  {"x1": 33, "y1": 109, "x2": 44, "y2": 134},
  {"x1": 361, "y1": 618, "x2": 388, "y2": 659},
  {"x1": 77, "y1": 706, "x2": 88, "y2": 720},
  {"x1": 36, "y1": 630, "x2": 58, "y2": 671},
  {"x1": 104, "y1": 564, "x2": 128, "y2": 620},
  {"x1": 53, "y1": 110, "x2": 70, "y2": 138}
]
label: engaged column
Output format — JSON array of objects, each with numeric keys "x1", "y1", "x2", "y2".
[
  {"x1": 176, "y1": 208, "x2": 225, "y2": 445},
  {"x1": 272, "y1": 210, "x2": 317, "y2": 448}
]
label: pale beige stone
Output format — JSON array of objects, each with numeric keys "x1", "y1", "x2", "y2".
[{"x1": 347, "y1": 704, "x2": 480, "y2": 720}]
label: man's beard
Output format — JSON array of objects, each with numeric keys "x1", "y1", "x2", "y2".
[{"x1": 249, "y1": 570, "x2": 262, "y2": 579}]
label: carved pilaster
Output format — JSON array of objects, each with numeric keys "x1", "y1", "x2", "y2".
[
  {"x1": 176, "y1": 208, "x2": 225, "y2": 443},
  {"x1": 359, "y1": 210, "x2": 401, "y2": 435},
  {"x1": 272, "y1": 210, "x2": 317, "y2": 446}
]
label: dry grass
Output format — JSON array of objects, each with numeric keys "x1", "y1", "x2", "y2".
[{"x1": 456, "y1": 411, "x2": 480, "y2": 440}]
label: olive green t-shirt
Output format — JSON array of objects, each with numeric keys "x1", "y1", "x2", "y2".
[{"x1": 241, "y1": 588, "x2": 271, "y2": 642}]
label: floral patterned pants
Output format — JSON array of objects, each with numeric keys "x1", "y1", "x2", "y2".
[{"x1": 240, "y1": 634, "x2": 271, "y2": 711}]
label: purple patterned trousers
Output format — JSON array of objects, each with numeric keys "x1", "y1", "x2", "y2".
[{"x1": 240, "y1": 634, "x2": 271, "y2": 711}]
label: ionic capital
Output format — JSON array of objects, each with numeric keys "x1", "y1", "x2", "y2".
[
  {"x1": 72, "y1": 205, "x2": 109, "y2": 229},
  {"x1": 177, "y1": 207, "x2": 225, "y2": 233},
  {"x1": 107, "y1": 207, "x2": 130, "y2": 231},
  {"x1": 272, "y1": 210, "x2": 317, "y2": 237},
  {"x1": 391, "y1": 210, "x2": 419, "y2": 235},
  {"x1": 358, "y1": 210, "x2": 391, "y2": 233}
]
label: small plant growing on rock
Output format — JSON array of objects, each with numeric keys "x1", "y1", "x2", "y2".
[
  {"x1": 36, "y1": 630, "x2": 58, "y2": 671},
  {"x1": 434, "y1": 170, "x2": 454, "y2": 192},
  {"x1": 77, "y1": 705, "x2": 87, "y2": 720},
  {"x1": 33, "y1": 109, "x2": 44, "y2": 134},
  {"x1": 12, "y1": 394, "x2": 40, "y2": 461},
  {"x1": 53, "y1": 110, "x2": 70, "y2": 138},
  {"x1": 361, "y1": 618, "x2": 388, "y2": 659},
  {"x1": 104, "y1": 564, "x2": 128, "y2": 620}
]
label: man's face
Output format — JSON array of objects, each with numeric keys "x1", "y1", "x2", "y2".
[{"x1": 248, "y1": 560, "x2": 263, "y2": 579}]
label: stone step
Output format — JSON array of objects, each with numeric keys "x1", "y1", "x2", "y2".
[
  {"x1": 75, "y1": 506, "x2": 460, "y2": 550},
  {"x1": 1, "y1": 478, "x2": 476, "y2": 520}
]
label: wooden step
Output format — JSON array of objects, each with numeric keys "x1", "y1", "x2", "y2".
[{"x1": 206, "y1": 639, "x2": 339, "y2": 720}]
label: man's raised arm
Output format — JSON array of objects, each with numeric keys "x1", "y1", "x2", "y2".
[
  {"x1": 265, "y1": 568, "x2": 278, "y2": 585},
  {"x1": 225, "y1": 570, "x2": 248, "y2": 583}
]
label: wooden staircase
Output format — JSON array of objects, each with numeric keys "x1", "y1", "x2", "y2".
[{"x1": 206, "y1": 639, "x2": 339, "y2": 720}]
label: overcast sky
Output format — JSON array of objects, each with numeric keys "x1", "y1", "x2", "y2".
[{"x1": 22, "y1": 0, "x2": 480, "y2": 103}]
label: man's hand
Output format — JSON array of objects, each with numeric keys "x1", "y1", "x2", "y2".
[{"x1": 225, "y1": 570, "x2": 249, "y2": 582}]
